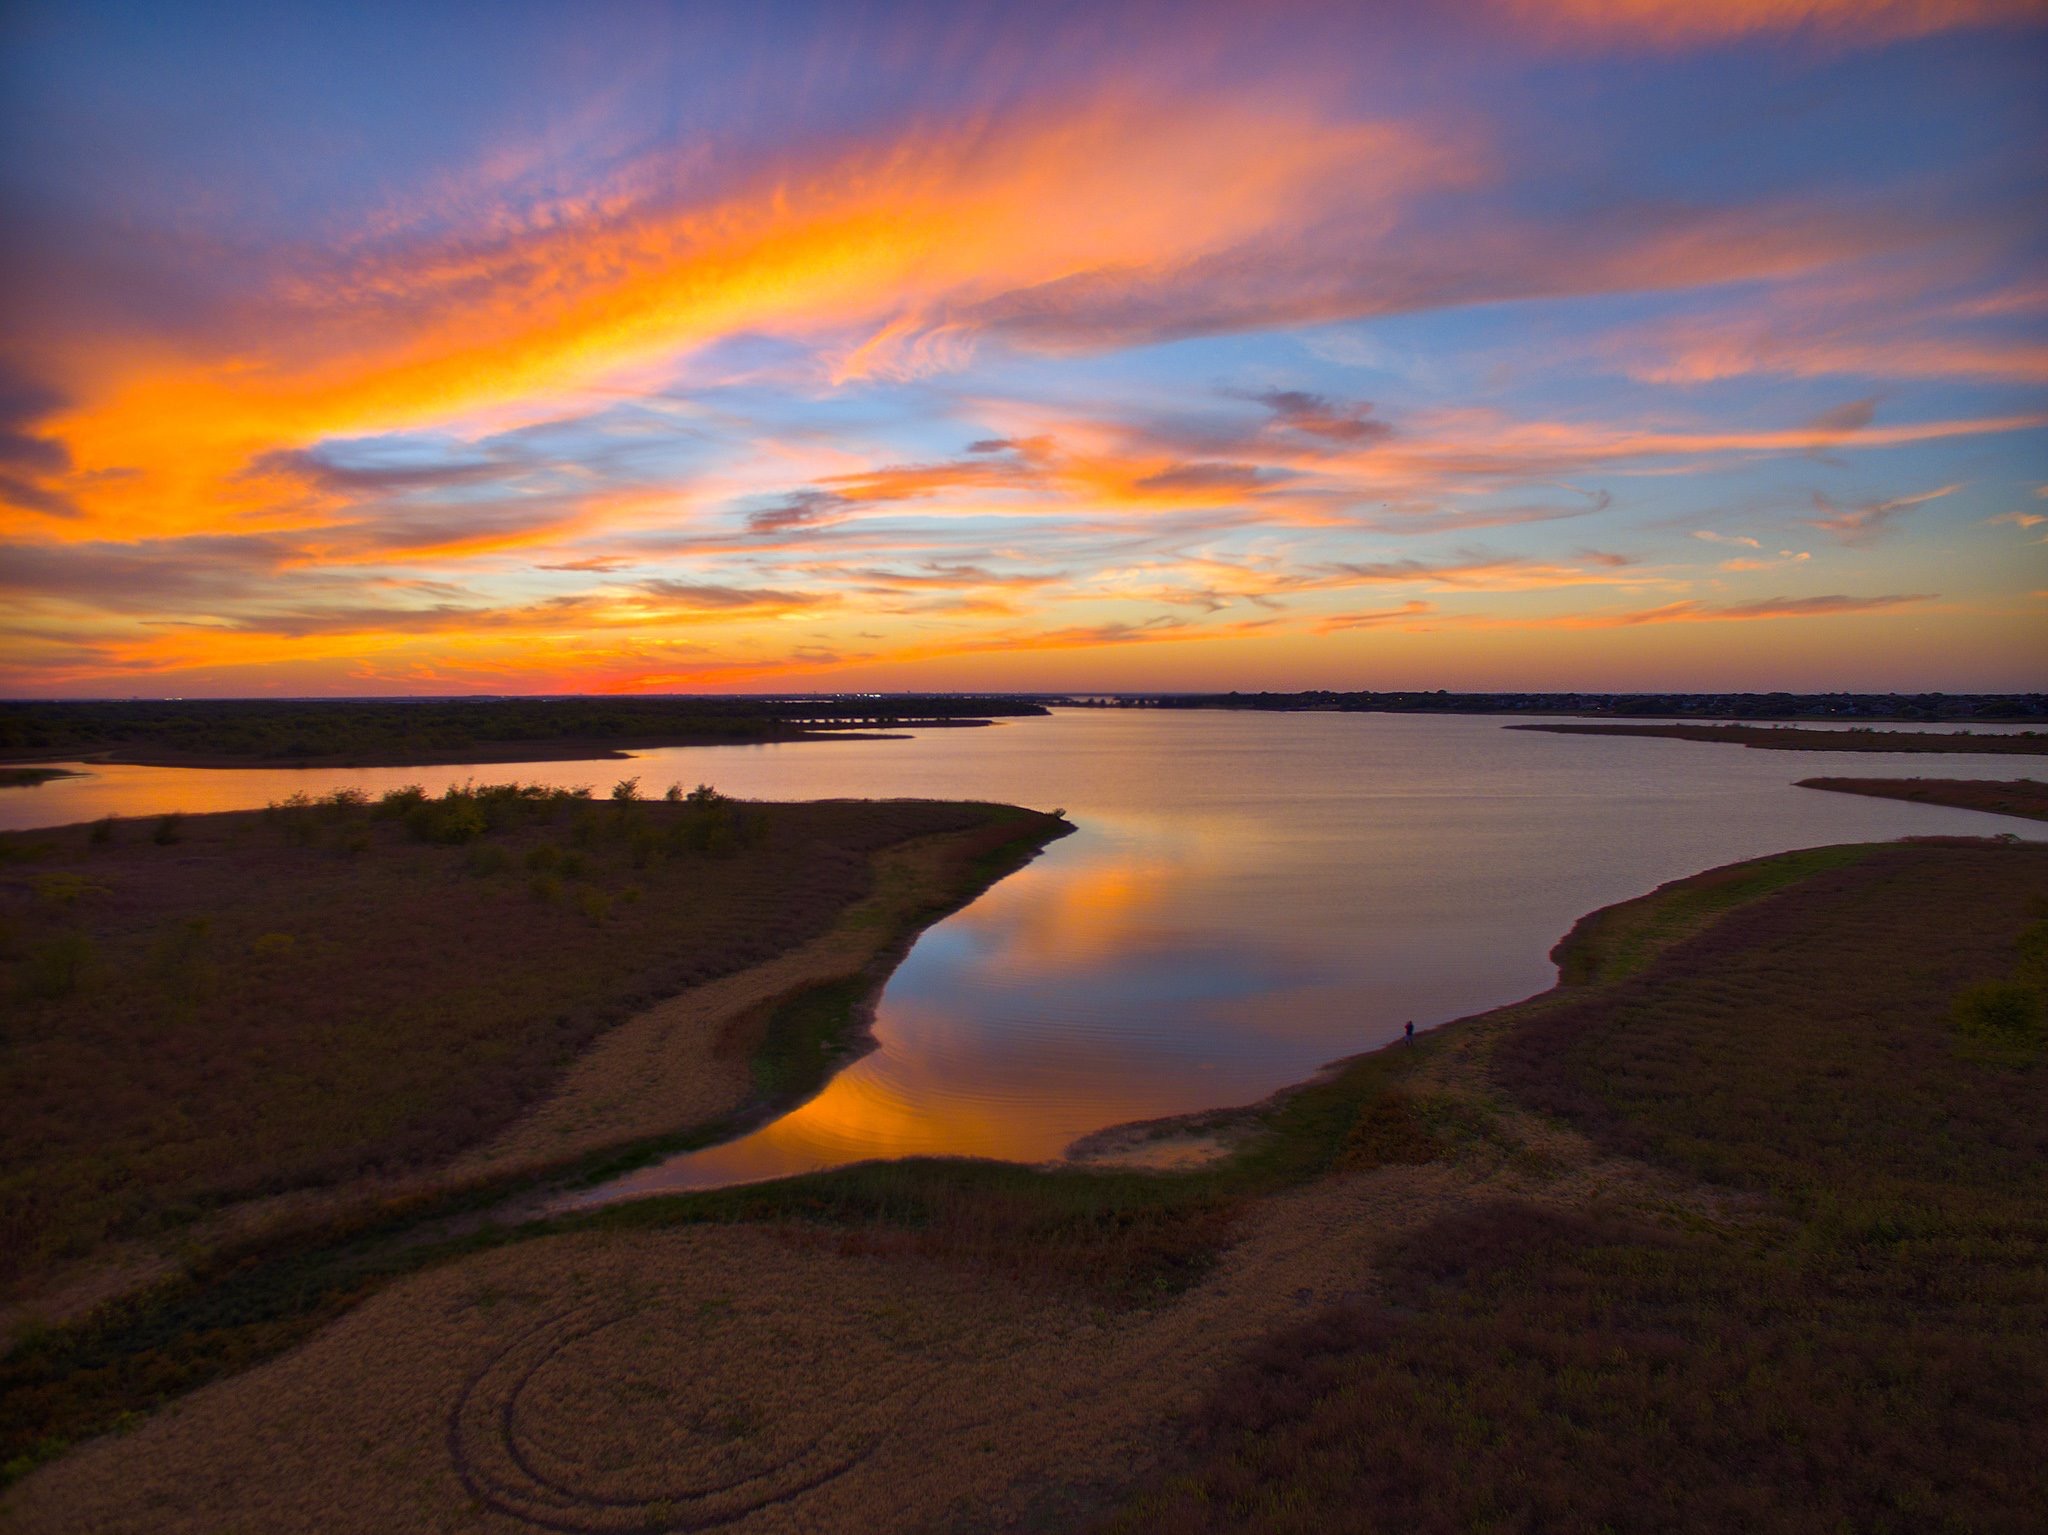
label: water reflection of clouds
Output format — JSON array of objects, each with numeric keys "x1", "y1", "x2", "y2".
[
  {"x1": 938, "y1": 812, "x2": 1278, "y2": 973},
  {"x1": 603, "y1": 837, "x2": 1341, "y2": 1195}
]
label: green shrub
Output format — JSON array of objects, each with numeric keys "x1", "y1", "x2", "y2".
[
  {"x1": 611, "y1": 776, "x2": 640, "y2": 802},
  {"x1": 19, "y1": 932, "x2": 94, "y2": 999},
  {"x1": 150, "y1": 917, "x2": 215, "y2": 1001},
  {"x1": 404, "y1": 795, "x2": 485, "y2": 845},
  {"x1": 151, "y1": 814, "x2": 183, "y2": 846},
  {"x1": 2016, "y1": 916, "x2": 2048, "y2": 987},
  {"x1": 33, "y1": 873, "x2": 107, "y2": 908},
  {"x1": 88, "y1": 817, "x2": 117, "y2": 846},
  {"x1": 1954, "y1": 979, "x2": 2045, "y2": 1040}
]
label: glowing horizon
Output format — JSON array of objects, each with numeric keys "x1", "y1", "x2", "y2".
[{"x1": 2, "y1": 0, "x2": 2043, "y2": 696}]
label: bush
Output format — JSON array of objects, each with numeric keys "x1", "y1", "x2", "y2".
[
  {"x1": 404, "y1": 794, "x2": 485, "y2": 845},
  {"x1": 88, "y1": 817, "x2": 117, "y2": 847},
  {"x1": 33, "y1": 874, "x2": 107, "y2": 908},
  {"x1": 611, "y1": 777, "x2": 640, "y2": 802},
  {"x1": 19, "y1": 933, "x2": 94, "y2": 999},
  {"x1": 150, "y1": 917, "x2": 215, "y2": 1002},
  {"x1": 1954, "y1": 979, "x2": 2045, "y2": 1040},
  {"x1": 464, "y1": 843, "x2": 509, "y2": 877},
  {"x1": 152, "y1": 815, "x2": 183, "y2": 846}
]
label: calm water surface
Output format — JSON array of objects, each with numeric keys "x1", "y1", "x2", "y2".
[{"x1": 5, "y1": 712, "x2": 2037, "y2": 1197}]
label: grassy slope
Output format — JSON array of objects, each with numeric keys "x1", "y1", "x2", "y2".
[
  {"x1": 1106, "y1": 838, "x2": 2047, "y2": 1534},
  {"x1": 1798, "y1": 775, "x2": 2048, "y2": 821}
]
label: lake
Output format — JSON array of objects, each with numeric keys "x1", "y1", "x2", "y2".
[{"x1": 5, "y1": 710, "x2": 2036, "y2": 1197}]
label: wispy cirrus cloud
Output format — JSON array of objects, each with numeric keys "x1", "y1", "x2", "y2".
[
  {"x1": 1495, "y1": 0, "x2": 2044, "y2": 47},
  {"x1": 1314, "y1": 600, "x2": 1436, "y2": 632},
  {"x1": 1493, "y1": 591, "x2": 1938, "y2": 627},
  {"x1": 1807, "y1": 482, "x2": 1960, "y2": 544}
]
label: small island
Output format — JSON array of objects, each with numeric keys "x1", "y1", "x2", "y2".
[
  {"x1": 1798, "y1": 776, "x2": 2048, "y2": 821},
  {"x1": 0, "y1": 696, "x2": 1049, "y2": 770},
  {"x1": 0, "y1": 769, "x2": 84, "y2": 790},
  {"x1": 1509, "y1": 721, "x2": 2048, "y2": 754}
]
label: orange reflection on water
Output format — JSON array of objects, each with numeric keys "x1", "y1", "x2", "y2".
[{"x1": 583, "y1": 831, "x2": 1239, "y2": 1198}]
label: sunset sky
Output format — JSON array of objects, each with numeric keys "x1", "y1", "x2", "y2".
[{"x1": 2, "y1": 0, "x2": 2044, "y2": 696}]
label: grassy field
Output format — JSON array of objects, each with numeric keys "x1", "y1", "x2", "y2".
[
  {"x1": 1798, "y1": 775, "x2": 2048, "y2": 821},
  {"x1": 0, "y1": 696, "x2": 1045, "y2": 767},
  {"x1": 0, "y1": 785, "x2": 1060, "y2": 1306},
  {"x1": 1108, "y1": 838, "x2": 2047, "y2": 1534},
  {"x1": 1511, "y1": 721, "x2": 2048, "y2": 754}
]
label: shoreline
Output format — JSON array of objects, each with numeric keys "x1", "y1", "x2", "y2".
[{"x1": 0, "y1": 722, "x2": 1011, "y2": 772}]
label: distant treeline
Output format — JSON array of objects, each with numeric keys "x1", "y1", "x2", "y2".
[
  {"x1": 1101, "y1": 690, "x2": 2048, "y2": 722},
  {"x1": 0, "y1": 696, "x2": 1049, "y2": 766}
]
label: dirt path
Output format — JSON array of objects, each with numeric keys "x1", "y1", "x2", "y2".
[{"x1": 448, "y1": 832, "x2": 993, "y2": 1184}]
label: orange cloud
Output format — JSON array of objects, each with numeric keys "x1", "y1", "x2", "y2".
[
  {"x1": 23, "y1": 90, "x2": 1446, "y2": 545},
  {"x1": 1314, "y1": 601, "x2": 1436, "y2": 632},
  {"x1": 1807, "y1": 483, "x2": 1960, "y2": 544},
  {"x1": 1513, "y1": 591, "x2": 1938, "y2": 627},
  {"x1": 1497, "y1": 0, "x2": 2044, "y2": 46}
]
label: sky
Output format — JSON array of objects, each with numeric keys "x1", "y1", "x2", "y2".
[{"x1": 1, "y1": 0, "x2": 2044, "y2": 697}]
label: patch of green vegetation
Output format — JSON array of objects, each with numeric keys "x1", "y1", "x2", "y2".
[
  {"x1": 1553, "y1": 843, "x2": 1876, "y2": 985},
  {"x1": 584, "y1": 1035, "x2": 1443, "y2": 1307},
  {"x1": 750, "y1": 978, "x2": 868, "y2": 1101}
]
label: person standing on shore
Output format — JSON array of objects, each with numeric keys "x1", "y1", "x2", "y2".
[{"x1": 1405, "y1": 1021, "x2": 1415, "y2": 1043}]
